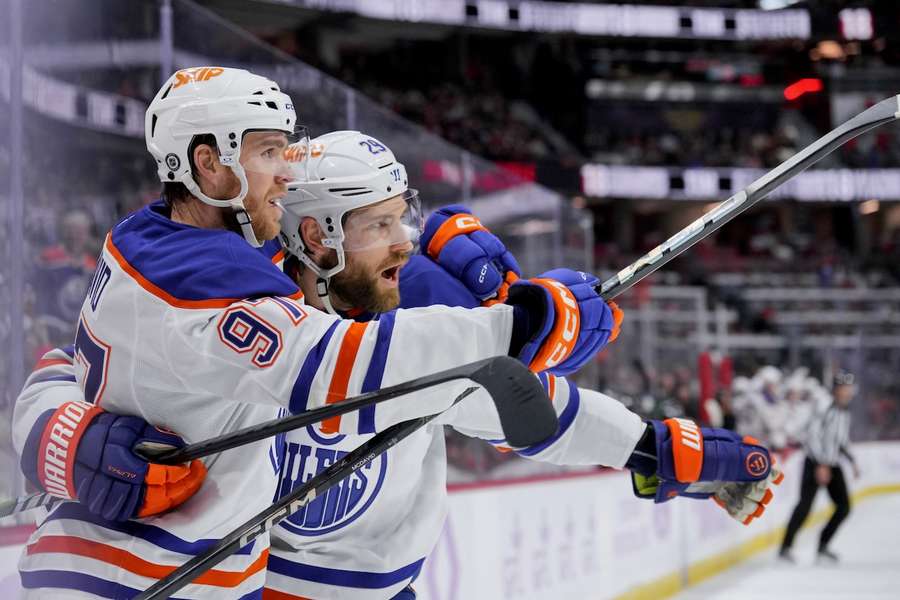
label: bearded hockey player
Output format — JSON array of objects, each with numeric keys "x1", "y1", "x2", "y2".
[
  {"x1": 11, "y1": 66, "x2": 617, "y2": 598},
  {"x1": 14, "y1": 108, "x2": 781, "y2": 597},
  {"x1": 262, "y1": 131, "x2": 782, "y2": 599}
]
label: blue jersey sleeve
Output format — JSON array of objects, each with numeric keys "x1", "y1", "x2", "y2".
[{"x1": 398, "y1": 255, "x2": 480, "y2": 310}]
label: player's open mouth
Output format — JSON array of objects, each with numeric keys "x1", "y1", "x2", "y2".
[{"x1": 381, "y1": 265, "x2": 400, "y2": 282}]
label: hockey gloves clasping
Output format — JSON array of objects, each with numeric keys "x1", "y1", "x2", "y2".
[
  {"x1": 420, "y1": 205, "x2": 522, "y2": 305},
  {"x1": 507, "y1": 268, "x2": 623, "y2": 376},
  {"x1": 22, "y1": 402, "x2": 207, "y2": 521},
  {"x1": 628, "y1": 418, "x2": 784, "y2": 525}
]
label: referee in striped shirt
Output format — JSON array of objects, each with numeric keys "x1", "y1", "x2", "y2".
[{"x1": 779, "y1": 371, "x2": 860, "y2": 563}]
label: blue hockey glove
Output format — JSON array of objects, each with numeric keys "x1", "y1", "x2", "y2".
[
  {"x1": 22, "y1": 402, "x2": 207, "y2": 521},
  {"x1": 420, "y1": 204, "x2": 521, "y2": 304},
  {"x1": 627, "y1": 418, "x2": 784, "y2": 525},
  {"x1": 506, "y1": 268, "x2": 622, "y2": 376}
]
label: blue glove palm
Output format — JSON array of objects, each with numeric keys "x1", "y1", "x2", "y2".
[{"x1": 420, "y1": 205, "x2": 521, "y2": 302}]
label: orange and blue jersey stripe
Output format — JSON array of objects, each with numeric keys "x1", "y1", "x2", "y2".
[
  {"x1": 287, "y1": 312, "x2": 396, "y2": 435},
  {"x1": 265, "y1": 553, "x2": 425, "y2": 591}
]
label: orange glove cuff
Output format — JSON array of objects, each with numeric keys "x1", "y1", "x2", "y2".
[
  {"x1": 526, "y1": 278, "x2": 581, "y2": 372},
  {"x1": 482, "y1": 271, "x2": 520, "y2": 307},
  {"x1": 664, "y1": 418, "x2": 704, "y2": 483},
  {"x1": 425, "y1": 213, "x2": 488, "y2": 258}
]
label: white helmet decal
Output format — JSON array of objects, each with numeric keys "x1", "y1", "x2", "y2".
[{"x1": 145, "y1": 66, "x2": 298, "y2": 247}]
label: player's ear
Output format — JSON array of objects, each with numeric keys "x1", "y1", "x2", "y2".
[
  {"x1": 299, "y1": 217, "x2": 328, "y2": 260},
  {"x1": 192, "y1": 143, "x2": 220, "y2": 188}
]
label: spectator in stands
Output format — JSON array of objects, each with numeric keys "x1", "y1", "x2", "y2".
[{"x1": 32, "y1": 209, "x2": 99, "y2": 345}]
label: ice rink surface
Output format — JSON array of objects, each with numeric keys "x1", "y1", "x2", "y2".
[{"x1": 671, "y1": 493, "x2": 900, "y2": 600}]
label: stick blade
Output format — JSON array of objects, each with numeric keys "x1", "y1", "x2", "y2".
[{"x1": 468, "y1": 356, "x2": 558, "y2": 447}]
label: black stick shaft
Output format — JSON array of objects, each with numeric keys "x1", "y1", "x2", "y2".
[
  {"x1": 142, "y1": 358, "x2": 504, "y2": 464},
  {"x1": 595, "y1": 94, "x2": 900, "y2": 301},
  {"x1": 134, "y1": 388, "x2": 475, "y2": 600}
]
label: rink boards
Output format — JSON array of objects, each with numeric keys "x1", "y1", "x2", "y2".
[
  {"x1": 418, "y1": 441, "x2": 900, "y2": 600},
  {"x1": 1, "y1": 442, "x2": 898, "y2": 599}
]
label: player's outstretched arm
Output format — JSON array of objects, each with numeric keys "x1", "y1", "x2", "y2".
[
  {"x1": 625, "y1": 418, "x2": 784, "y2": 525},
  {"x1": 14, "y1": 348, "x2": 206, "y2": 521},
  {"x1": 444, "y1": 374, "x2": 646, "y2": 468}
]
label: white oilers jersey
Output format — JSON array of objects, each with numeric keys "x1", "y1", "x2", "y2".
[
  {"x1": 263, "y1": 256, "x2": 645, "y2": 599},
  {"x1": 13, "y1": 203, "x2": 514, "y2": 599}
]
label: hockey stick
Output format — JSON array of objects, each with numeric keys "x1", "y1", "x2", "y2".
[
  {"x1": 134, "y1": 356, "x2": 553, "y2": 599},
  {"x1": 0, "y1": 356, "x2": 557, "y2": 518},
  {"x1": 136, "y1": 409, "x2": 453, "y2": 600},
  {"x1": 595, "y1": 94, "x2": 900, "y2": 301}
]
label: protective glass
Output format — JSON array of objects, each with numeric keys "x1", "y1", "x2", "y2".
[
  {"x1": 342, "y1": 189, "x2": 423, "y2": 252},
  {"x1": 240, "y1": 126, "x2": 309, "y2": 178}
]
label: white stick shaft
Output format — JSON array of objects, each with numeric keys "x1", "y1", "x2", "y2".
[{"x1": 597, "y1": 94, "x2": 900, "y2": 300}]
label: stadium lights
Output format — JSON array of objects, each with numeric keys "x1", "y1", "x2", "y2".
[
  {"x1": 783, "y1": 78, "x2": 823, "y2": 101},
  {"x1": 758, "y1": 0, "x2": 800, "y2": 10}
]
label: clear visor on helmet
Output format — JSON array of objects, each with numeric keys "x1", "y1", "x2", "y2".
[
  {"x1": 341, "y1": 189, "x2": 423, "y2": 252},
  {"x1": 240, "y1": 126, "x2": 309, "y2": 178},
  {"x1": 283, "y1": 130, "x2": 319, "y2": 182}
]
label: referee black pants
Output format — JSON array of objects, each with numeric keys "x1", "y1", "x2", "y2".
[{"x1": 781, "y1": 457, "x2": 851, "y2": 552}]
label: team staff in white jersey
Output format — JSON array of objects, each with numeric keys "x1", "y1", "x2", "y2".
[{"x1": 12, "y1": 67, "x2": 619, "y2": 599}]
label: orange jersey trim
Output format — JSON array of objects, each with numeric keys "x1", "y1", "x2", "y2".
[
  {"x1": 270, "y1": 249, "x2": 286, "y2": 265},
  {"x1": 27, "y1": 535, "x2": 268, "y2": 588},
  {"x1": 33, "y1": 357, "x2": 73, "y2": 371},
  {"x1": 263, "y1": 588, "x2": 313, "y2": 600},
  {"x1": 105, "y1": 235, "x2": 303, "y2": 309},
  {"x1": 320, "y1": 322, "x2": 370, "y2": 433}
]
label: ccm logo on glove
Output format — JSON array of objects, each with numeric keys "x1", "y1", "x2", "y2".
[
  {"x1": 38, "y1": 401, "x2": 103, "y2": 499},
  {"x1": 530, "y1": 279, "x2": 579, "y2": 370}
]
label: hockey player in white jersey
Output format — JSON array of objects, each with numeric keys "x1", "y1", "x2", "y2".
[
  {"x1": 263, "y1": 131, "x2": 784, "y2": 599},
  {"x1": 11, "y1": 67, "x2": 621, "y2": 598},
  {"x1": 15, "y1": 117, "x2": 783, "y2": 597}
]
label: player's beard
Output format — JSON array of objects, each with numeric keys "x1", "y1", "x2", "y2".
[{"x1": 328, "y1": 251, "x2": 409, "y2": 313}]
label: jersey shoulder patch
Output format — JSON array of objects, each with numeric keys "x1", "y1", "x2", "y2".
[{"x1": 108, "y1": 201, "x2": 299, "y2": 304}]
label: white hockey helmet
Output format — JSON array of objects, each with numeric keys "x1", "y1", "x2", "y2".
[
  {"x1": 279, "y1": 130, "x2": 422, "y2": 286},
  {"x1": 145, "y1": 66, "x2": 298, "y2": 247}
]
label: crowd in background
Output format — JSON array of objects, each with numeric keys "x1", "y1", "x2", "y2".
[{"x1": 3, "y1": 14, "x2": 900, "y2": 487}]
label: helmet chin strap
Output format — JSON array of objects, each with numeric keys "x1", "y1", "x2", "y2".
[
  {"x1": 181, "y1": 165, "x2": 262, "y2": 248},
  {"x1": 296, "y1": 243, "x2": 346, "y2": 315},
  {"x1": 316, "y1": 276, "x2": 338, "y2": 315}
]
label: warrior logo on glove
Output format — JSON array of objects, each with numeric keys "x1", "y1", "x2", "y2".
[{"x1": 746, "y1": 450, "x2": 770, "y2": 478}]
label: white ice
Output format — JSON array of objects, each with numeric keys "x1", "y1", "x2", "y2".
[{"x1": 671, "y1": 493, "x2": 900, "y2": 600}]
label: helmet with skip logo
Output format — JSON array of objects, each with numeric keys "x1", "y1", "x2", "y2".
[{"x1": 145, "y1": 66, "x2": 299, "y2": 247}]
